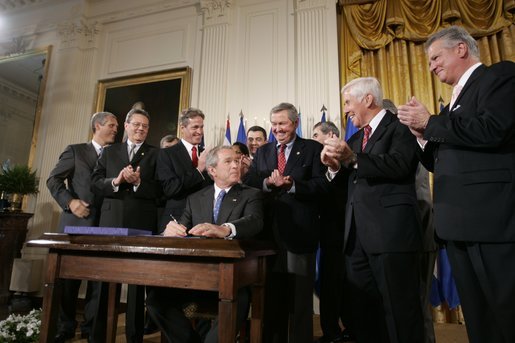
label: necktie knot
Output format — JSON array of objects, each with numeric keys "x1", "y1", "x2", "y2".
[
  {"x1": 213, "y1": 190, "x2": 226, "y2": 223},
  {"x1": 98, "y1": 146, "x2": 103, "y2": 157},
  {"x1": 362, "y1": 125, "x2": 372, "y2": 151},
  {"x1": 191, "y1": 146, "x2": 198, "y2": 168}
]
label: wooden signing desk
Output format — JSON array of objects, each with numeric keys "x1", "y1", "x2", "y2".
[{"x1": 27, "y1": 233, "x2": 276, "y2": 343}]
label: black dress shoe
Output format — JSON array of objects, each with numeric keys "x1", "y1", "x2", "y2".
[
  {"x1": 315, "y1": 329, "x2": 355, "y2": 343},
  {"x1": 54, "y1": 331, "x2": 75, "y2": 343},
  {"x1": 335, "y1": 328, "x2": 355, "y2": 342}
]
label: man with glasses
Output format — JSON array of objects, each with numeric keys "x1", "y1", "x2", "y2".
[{"x1": 91, "y1": 108, "x2": 161, "y2": 343}]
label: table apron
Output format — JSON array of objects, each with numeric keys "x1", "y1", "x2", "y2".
[{"x1": 56, "y1": 253, "x2": 261, "y2": 294}]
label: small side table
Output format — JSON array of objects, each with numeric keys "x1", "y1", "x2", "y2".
[{"x1": 0, "y1": 212, "x2": 33, "y2": 304}]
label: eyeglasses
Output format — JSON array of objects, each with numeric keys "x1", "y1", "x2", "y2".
[{"x1": 129, "y1": 122, "x2": 149, "y2": 130}]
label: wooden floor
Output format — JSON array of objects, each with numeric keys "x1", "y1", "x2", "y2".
[
  {"x1": 64, "y1": 314, "x2": 469, "y2": 343},
  {"x1": 1, "y1": 299, "x2": 469, "y2": 343}
]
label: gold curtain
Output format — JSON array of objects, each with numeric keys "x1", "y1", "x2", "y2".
[
  {"x1": 338, "y1": 0, "x2": 515, "y2": 116},
  {"x1": 337, "y1": 0, "x2": 514, "y2": 324}
]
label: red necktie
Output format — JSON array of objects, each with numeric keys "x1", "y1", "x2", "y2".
[
  {"x1": 192, "y1": 146, "x2": 198, "y2": 168},
  {"x1": 277, "y1": 144, "x2": 286, "y2": 174},
  {"x1": 361, "y1": 125, "x2": 371, "y2": 152}
]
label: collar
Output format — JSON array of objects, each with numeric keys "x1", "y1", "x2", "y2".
[
  {"x1": 181, "y1": 139, "x2": 197, "y2": 152},
  {"x1": 214, "y1": 184, "x2": 232, "y2": 199},
  {"x1": 127, "y1": 139, "x2": 143, "y2": 148},
  {"x1": 364, "y1": 109, "x2": 386, "y2": 135},
  {"x1": 456, "y1": 62, "x2": 482, "y2": 88},
  {"x1": 91, "y1": 140, "x2": 103, "y2": 154},
  {"x1": 276, "y1": 136, "x2": 296, "y2": 149}
]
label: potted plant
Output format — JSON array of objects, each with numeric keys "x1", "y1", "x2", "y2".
[
  {"x1": 0, "y1": 163, "x2": 39, "y2": 212},
  {"x1": 0, "y1": 308, "x2": 41, "y2": 342}
]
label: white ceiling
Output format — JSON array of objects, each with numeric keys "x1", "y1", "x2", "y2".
[{"x1": 0, "y1": 0, "x2": 45, "y2": 13}]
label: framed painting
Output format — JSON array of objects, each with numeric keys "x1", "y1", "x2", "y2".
[{"x1": 95, "y1": 67, "x2": 191, "y2": 147}]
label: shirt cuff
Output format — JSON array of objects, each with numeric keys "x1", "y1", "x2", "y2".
[
  {"x1": 326, "y1": 168, "x2": 339, "y2": 181},
  {"x1": 287, "y1": 180, "x2": 296, "y2": 194},
  {"x1": 111, "y1": 179, "x2": 119, "y2": 192},
  {"x1": 417, "y1": 138, "x2": 427, "y2": 150},
  {"x1": 221, "y1": 223, "x2": 236, "y2": 240},
  {"x1": 262, "y1": 179, "x2": 272, "y2": 192}
]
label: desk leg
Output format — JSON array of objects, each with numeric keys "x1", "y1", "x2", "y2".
[
  {"x1": 218, "y1": 299, "x2": 238, "y2": 343},
  {"x1": 39, "y1": 252, "x2": 62, "y2": 343},
  {"x1": 219, "y1": 263, "x2": 238, "y2": 343},
  {"x1": 106, "y1": 282, "x2": 120, "y2": 343},
  {"x1": 250, "y1": 257, "x2": 266, "y2": 343}
]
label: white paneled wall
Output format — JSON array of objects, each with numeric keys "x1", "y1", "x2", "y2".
[{"x1": 0, "y1": 0, "x2": 340, "y2": 265}]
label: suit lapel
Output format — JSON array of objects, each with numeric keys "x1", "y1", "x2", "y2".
[
  {"x1": 117, "y1": 142, "x2": 130, "y2": 165},
  {"x1": 131, "y1": 142, "x2": 149, "y2": 165},
  {"x1": 84, "y1": 143, "x2": 99, "y2": 170},
  {"x1": 284, "y1": 138, "x2": 304, "y2": 175},
  {"x1": 363, "y1": 112, "x2": 394, "y2": 153},
  {"x1": 178, "y1": 142, "x2": 194, "y2": 170},
  {"x1": 453, "y1": 64, "x2": 484, "y2": 110},
  {"x1": 217, "y1": 184, "x2": 241, "y2": 224},
  {"x1": 264, "y1": 143, "x2": 278, "y2": 172},
  {"x1": 200, "y1": 187, "x2": 215, "y2": 223}
]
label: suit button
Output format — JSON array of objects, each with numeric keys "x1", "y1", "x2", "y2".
[{"x1": 353, "y1": 180, "x2": 357, "y2": 184}]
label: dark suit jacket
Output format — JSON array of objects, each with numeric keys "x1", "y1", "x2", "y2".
[
  {"x1": 421, "y1": 61, "x2": 515, "y2": 242},
  {"x1": 338, "y1": 111, "x2": 423, "y2": 254},
  {"x1": 179, "y1": 183, "x2": 264, "y2": 239},
  {"x1": 46, "y1": 143, "x2": 101, "y2": 232},
  {"x1": 91, "y1": 142, "x2": 160, "y2": 232},
  {"x1": 156, "y1": 141, "x2": 212, "y2": 230},
  {"x1": 415, "y1": 163, "x2": 438, "y2": 252},
  {"x1": 320, "y1": 178, "x2": 346, "y2": 251},
  {"x1": 244, "y1": 137, "x2": 328, "y2": 253}
]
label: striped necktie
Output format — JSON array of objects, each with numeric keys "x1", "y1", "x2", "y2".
[
  {"x1": 361, "y1": 125, "x2": 371, "y2": 152},
  {"x1": 128, "y1": 143, "x2": 136, "y2": 161}
]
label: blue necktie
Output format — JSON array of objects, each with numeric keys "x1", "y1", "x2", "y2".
[{"x1": 213, "y1": 190, "x2": 226, "y2": 223}]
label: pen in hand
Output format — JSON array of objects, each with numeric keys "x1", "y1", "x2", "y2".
[{"x1": 168, "y1": 214, "x2": 189, "y2": 237}]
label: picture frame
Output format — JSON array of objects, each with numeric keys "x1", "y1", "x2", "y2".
[{"x1": 95, "y1": 67, "x2": 191, "y2": 147}]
